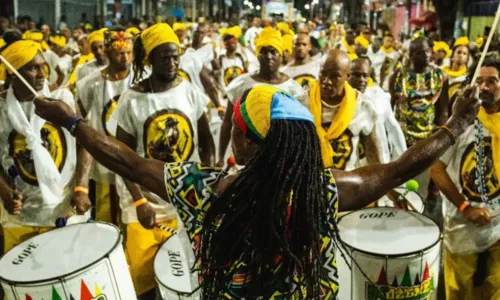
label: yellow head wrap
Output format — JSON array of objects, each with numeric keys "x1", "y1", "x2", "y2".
[
  {"x1": 0, "y1": 38, "x2": 5, "y2": 49},
  {"x1": 49, "y1": 35, "x2": 67, "y2": 48},
  {"x1": 141, "y1": 23, "x2": 180, "y2": 63},
  {"x1": 106, "y1": 31, "x2": 133, "y2": 51},
  {"x1": 432, "y1": 41, "x2": 452, "y2": 58},
  {"x1": 88, "y1": 28, "x2": 108, "y2": 46},
  {"x1": 476, "y1": 37, "x2": 485, "y2": 49},
  {"x1": 23, "y1": 31, "x2": 49, "y2": 51},
  {"x1": 173, "y1": 23, "x2": 187, "y2": 32},
  {"x1": 282, "y1": 34, "x2": 293, "y2": 54},
  {"x1": 309, "y1": 81, "x2": 357, "y2": 167},
  {"x1": 454, "y1": 36, "x2": 470, "y2": 48},
  {"x1": 354, "y1": 35, "x2": 370, "y2": 49},
  {"x1": 0, "y1": 40, "x2": 42, "y2": 80},
  {"x1": 126, "y1": 27, "x2": 140, "y2": 36},
  {"x1": 255, "y1": 27, "x2": 283, "y2": 56},
  {"x1": 223, "y1": 25, "x2": 242, "y2": 39},
  {"x1": 277, "y1": 22, "x2": 294, "y2": 36}
]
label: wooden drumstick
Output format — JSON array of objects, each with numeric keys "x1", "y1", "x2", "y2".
[
  {"x1": 0, "y1": 54, "x2": 39, "y2": 96},
  {"x1": 470, "y1": 2, "x2": 500, "y2": 85},
  {"x1": 156, "y1": 223, "x2": 179, "y2": 235}
]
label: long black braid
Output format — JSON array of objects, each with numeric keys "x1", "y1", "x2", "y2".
[
  {"x1": 199, "y1": 117, "x2": 332, "y2": 299},
  {"x1": 132, "y1": 35, "x2": 146, "y2": 84}
]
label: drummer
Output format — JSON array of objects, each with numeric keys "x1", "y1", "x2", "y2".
[
  {"x1": 0, "y1": 40, "x2": 83, "y2": 253},
  {"x1": 430, "y1": 59, "x2": 500, "y2": 300},
  {"x1": 34, "y1": 81, "x2": 480, "y2": 298}
]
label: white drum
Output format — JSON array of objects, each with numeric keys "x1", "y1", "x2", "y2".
[
  {"x1": 0, "y1": 223, "x2": 136, "y2": 300},
  {"x1": 337, "y1": 207, "x2": 441, "y2": 300},
  {"x1": 155, "y1": 234, "x2": 200, "y2": 299},
  {"x1": 378, "y1": 187, "x2": 425, "y2": 213}
]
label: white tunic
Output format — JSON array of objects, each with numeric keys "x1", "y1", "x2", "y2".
[
  {"x1": 281, "y1": 59, "x2": 322, "y2": 91},
  {"x1": 115, "y1": 80, "x2": 209, "y2": 224},
  {"x1": 77, "y1": 69, "x2": 135, "y2": 184},
  {"x1": 76, "y1": 59, "x2": 107, "y2": 83},
  {"x1": 440, "y1": 125, "x2": 500, "y2": 254},
  {"x1": 0, "y1": 87, "x2": 77, "y2": 227}
]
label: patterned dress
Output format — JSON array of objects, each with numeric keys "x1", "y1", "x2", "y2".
[
  {"x1": 394, "y1": 67, "x2": 444, "y2": 146},
  {"x1": 164, "y1": 161, "x2": 340, "y2": 299}
]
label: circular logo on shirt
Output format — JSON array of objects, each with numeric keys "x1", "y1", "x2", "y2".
[
  {"x1": 460, "y1": 138, "x2": 500, "y2": 201},
  {"x1": 323, "y1": 128, "x2": 353, "y2": 170},
  {"x1": 224, "y1": 66, "x2": 244, "y2": 86},
  {"x1": 178, "y1": 69, "x2": 191, "y2": 82},
  {"x1": 102, "y1": 94, "x2": 120, "y2": 137},
  {"x1": 143, "y1": 109, "x2": 194, "y2": 163},
  {"x1": 293, "y1": 74, "x2": 317, "y2": 89},
  {"x1": 9, "y1": 123, "x2": 67, "y2": 185}
]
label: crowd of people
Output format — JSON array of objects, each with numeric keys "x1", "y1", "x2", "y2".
[{"x1": 0, "y1": 13, "x2": 498, "y2": 300}]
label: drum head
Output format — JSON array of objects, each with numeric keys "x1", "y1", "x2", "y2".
[
  {"x1": 0, "y1": 223, "x2": 120, "y2": 283},
  {"x1": 338, "y1": 207, "x2": 440, "y2": 256}
]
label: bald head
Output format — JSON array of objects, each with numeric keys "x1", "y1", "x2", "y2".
[
  {"x1": 294, "y1": 33, "x2": 312, "y2": 61},
  {"x1": 409, "y1": 37, "x2": 431, "y2": 67},
  {"x1": 349, "y1": 58, "x2": 371, "y2": 93},
  {"x1": 320, "y1": 49, "x2": 351, "y2": 99}
]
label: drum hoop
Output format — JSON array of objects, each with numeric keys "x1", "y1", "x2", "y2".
[
  {"x1": 0, "y1": 222, "x2": 122, "y2": 286},
  {"x1": 337, "y1": 208, "x2": 441, "y2": 258},
  {"x1": 155, "y1": 275, "x2": 199, "y2": 296}
]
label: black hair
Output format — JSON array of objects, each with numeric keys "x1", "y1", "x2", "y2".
[
  {"x1": 1, "y1": 29, "x2": 22, "y2": 51},
  {"x1": 353, "y1": 55, "x2": 372, "y2": 66},
  {"x1": 223, "y1": 34, "x2": 236, "y2": 42},
  {"x1": 199, "y1": 95, "x2": 332, "y2": 299},
  {"x1": 132, "y1": 35, "x2": 146, "y2": 84},
  {"x1": 468, "y1": 57, "x2": 500, "y2": 83}
]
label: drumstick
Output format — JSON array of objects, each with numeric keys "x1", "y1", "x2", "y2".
[
  {"x1": 470, "y1": 2, "x2": 500, "y2": 85},
  {"x1": 0, "y1": 54, "x2": 38, "y2": 96}
]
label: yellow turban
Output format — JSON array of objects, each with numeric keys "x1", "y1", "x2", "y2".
[
  {"x1": 255, "y1": 27, "x2": 283, "y2": 56},
  {"x1": 433, "y1": 41, "x2": 452, "y2": 58},
  {"x1": 0, "y1": 40, "x2": 42, "y2": 80},
  {"x1": 126, "y1": 27, "x2": 140, "y2": 36},
  {"x1": 0, "y1": 38, "x2": 5, "y2": 49},
  {"x1": 141, "y1": 23, "x2": 180, "y2": 62},
  {"x1": 49, "y1": 35, "x2": 67, "y2": 48},
  {"x1": 282, "y1": 34, "x2": 293, "y2": 54},
  {"x1": 354, "y1": 35, "x2": 370, "y2": 49},
  {"x1": 277, "y1": 22, "x2": 293, "y2": 36},
  {"x1": 223, "y1": 25, "x2": 242, "y2": 39},
  {"x1": 88, "y1": 28, "x2": 108, "y2": 46},
  {"x1": 476, "y1": 37, "x2": 485, "y2": 49},
  {"x1": 23, "y1": 31, "x2": 43, "y2": 42},
  {"x1": 173, "y1": 23, "x2": 187, "y2": 32},
  {"x1": 454, "y1": 36, "x2": 470, "y2": 48}
]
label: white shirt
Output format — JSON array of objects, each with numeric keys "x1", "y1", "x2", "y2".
[
  {"x1": 440, "y1": 125, "x2": 500, "y2": 254},
  {"x1": 76, "y1": 60, "x2": 107, "y2": 83},
  {"x1": 244, "y1": 26, "x2": 262, "y2": 51},
  {"x1": 179, "y1": 48, "x2": 207, "y2": 93},
  {"x1": 115, "y1": 80, "x2": 210, "y2": 224},
  {"x1": 363, "y1": 85, "x2": 407, "y2": 162},
  {"x1": 219, "y1": 53, "x2": 247, "y2": 93},
  {"x1": 0, "y1": 87, "x2": 77, "y2": 227},
  {"x1": 57, "y1": 54, "x2": 73, "y2": 82},
  {"x1": 43, "y1": 49, "x2": 59, "y2": 84},
  {"x1": 281, "y1": 59, "x2": 322, "y2": 91},
  {"x1": 77, "y1": 69, "x2": 135, "y2": 184}
]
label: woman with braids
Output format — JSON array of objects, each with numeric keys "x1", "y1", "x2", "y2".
[
  {"x1": 111, "y1": 22, "x2": 214, "y2": 298},
  {"x1": 34, "y1": 83, "x2": 480, "y2": 298}
]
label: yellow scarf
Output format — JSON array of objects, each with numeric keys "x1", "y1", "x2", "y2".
[
  {"x1": 443, "y1": 65, "x2": 467, "y2": 78},
  {"x1": 380, "y1": 46, "x2": 394, "y2": 53},
  {"x1": 309, "y1": 82, "x2": 357, "y2": 167},
  {"x1": 68, "y1": 53, "x2": 95, "y2": 86},
  {"x1": 342, "y1": 38, "x2": 355, "y2": 54},
  {"x1": 477, "y1": 107, "x2": 500, "y2": 181}
]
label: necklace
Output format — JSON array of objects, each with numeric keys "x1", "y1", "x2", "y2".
[
  {"x1": 474, "y1": 119, "x2": 489, "y2": 203},
  {"x1": 321, "y1": 99, "x2": 340, "y2": 109}
]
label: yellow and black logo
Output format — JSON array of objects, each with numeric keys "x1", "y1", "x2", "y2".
[
  {"x1": 102, "y1": 94, "x2": 120, "y2": 137},
  {"x1": 293, "y1": 74, "x2": 317, "y2": 89},
  {"x1": 324, "y1": 128, "x2": 353, "y2": 170},
  {"x1": 224, "y1": 66, "x2": 244, "y2": 86},
  {"x1": 178, "y1": 69, "x2": 191, "y2": 82},
  {"x1": 460, "y1": 138, "x2": 500, "y2": 201},
  {"x1": 143, "y1": 109, "x2": 194, "y2": 163},
  {"x1": 9, "y1": 124, "x2": 67, "y2": 185}
]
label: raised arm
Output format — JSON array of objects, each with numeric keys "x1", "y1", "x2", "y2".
[
  {"x1": 33, "y1": 97, "x2": 168, "y2": 201},
  {"x1": 334, "y1": 87, "x2": 480, "y2": 212}
]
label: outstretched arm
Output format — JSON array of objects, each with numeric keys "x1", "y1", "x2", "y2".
[{"x1": 334, "y1": 87, "x2": 480, "y2": 212}]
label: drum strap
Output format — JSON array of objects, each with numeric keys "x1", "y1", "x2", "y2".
[{"x1": 473, "y1": 250, "x2": 489, "y2": 286}]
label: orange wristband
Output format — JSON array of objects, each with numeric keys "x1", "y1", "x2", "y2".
[
  {"x1": 459, "y1": 201, "x2": 470, "y2": 213},
  {"x1": 134, "y1": 198, "x2": 148, "y2": 208},
  {"x1": 74, "y1": 186, "x2": 89, "y2": 195},
  {"x1": 217, "y1": 106, "x2": 224, "y2": 112}
]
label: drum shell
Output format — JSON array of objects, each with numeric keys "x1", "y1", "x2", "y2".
[
  {"x1": 337, "y1": 208, "x2": 441, "y2": 300},
  {"x1": 0, "y1": 224, "x2": 136, "y2": 300}
]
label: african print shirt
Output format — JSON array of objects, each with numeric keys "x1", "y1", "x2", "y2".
[
  {"x1": 164, "y1": 161, "x2": 340, "y2": 299},
  {"x1": 439, "y1": 124, "x2": 500, "y2": 254},
  {"x1": 394, "y1": 67, "x2": 444, "y2": 146}
]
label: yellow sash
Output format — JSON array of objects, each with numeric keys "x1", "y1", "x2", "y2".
[
  {"x1": 309, "y1": 82, "x2": 357, "y2": 167},
  {"x1": 380, "y1": 46, "x2": 395, "y2": 54},
  {"x1": 443, "y1": 66, "x2": 467, "y2": 78},
  {"x1": 477, "y1": 107, "x2": 500, "y2": 181}
]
